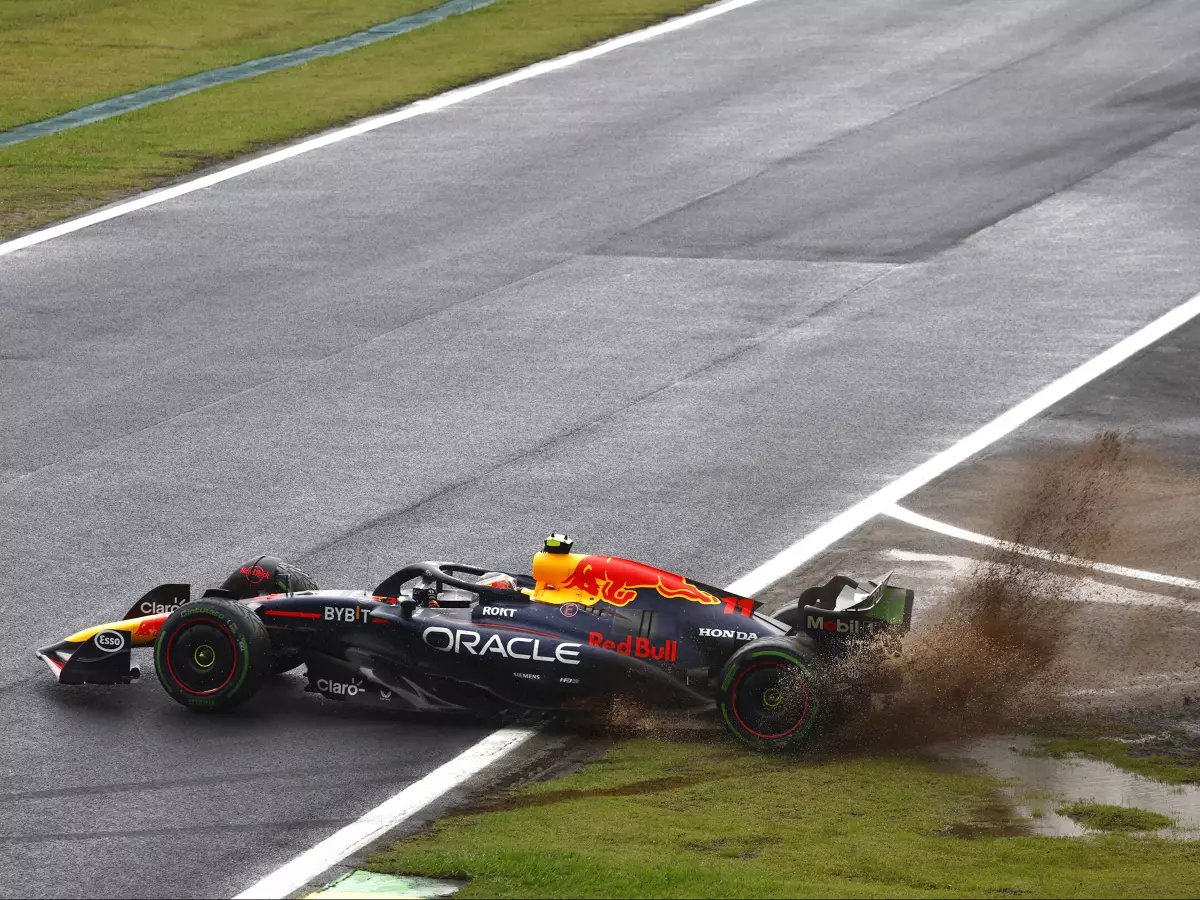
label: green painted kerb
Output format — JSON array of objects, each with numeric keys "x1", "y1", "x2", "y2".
[{"x1": 0, "y1": 0, "x2": 498, "y2": 148}]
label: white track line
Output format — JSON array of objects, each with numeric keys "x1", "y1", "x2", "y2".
[
  {"x1": 883, "y1": 503, "x2": 1200, "y2": 591},
  {"x1": 0, "y1": 0, "x2": 770, "y2": 259},
  {"x1": 886, "y1": 549, "x2": 1200, "y2": 611},
  {"x1": 727, "y1": 288, "x2": 1200, "y2": 597},
  {"x1": 232, "y1": 553, "x2": 772, "y2": 899},
  {"x1": 32, "y1": 0, "x2": 1187, "y2": 891},
  {"x1": 14, "y1": 3, "x2": 770, "y2": 898},
  {"x1": 232, "y1": 289, "x2": 1200, "y2": 899},
  {"x1": 233, "y1": 726, "x2": 537, "y2": 900}
]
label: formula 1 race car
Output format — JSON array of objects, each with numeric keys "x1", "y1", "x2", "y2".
[{"x1": 36, "y1": 535, "x2": 913, "y2": 750}]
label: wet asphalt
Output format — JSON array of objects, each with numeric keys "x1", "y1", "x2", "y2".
[{"x1": 4, "y1": 0, "x2": 1200, "y2": 896}]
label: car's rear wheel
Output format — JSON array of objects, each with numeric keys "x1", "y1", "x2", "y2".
[
  {"x1": 155, "y1": 599, "x2": 270, "y2": 711},
  {"x1": 717, "y1": 637, "x2": 823, "y2": 751}
]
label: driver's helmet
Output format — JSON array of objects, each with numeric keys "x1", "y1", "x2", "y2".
[
  {"x1": 220, "y1": 556, "x2": 318, "y2": 599},
  {"x1": 476, "y1": 571, "x2": 516, "y2": 590}
]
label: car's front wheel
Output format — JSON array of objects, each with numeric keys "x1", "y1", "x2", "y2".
[
  {"x1": 716, "y1": 637, "x2": 824, "y2": 751},
  {"x1": 154, "y1": 599, "x2": 271, "y2": 711}
]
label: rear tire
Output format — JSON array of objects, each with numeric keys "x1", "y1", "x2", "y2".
[
  {"x1": 717, "y1": 637, "x2": 824, "y2": 751},
  {"x1": 771, "y1": 605, "x2": 801, "y2": 630},
  {"x1": 155, "y1": 599, "x2": 271, "y2": 712}
]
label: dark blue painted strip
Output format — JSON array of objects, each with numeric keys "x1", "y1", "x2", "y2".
[{"x1": 0, "y1": 0, "x2": 499, "y2": 148}]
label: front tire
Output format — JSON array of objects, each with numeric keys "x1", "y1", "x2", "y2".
[
  {"x1": 155, "y1": 599, "x2": 271, "y2": 712},
  {"x1": 717, "y1": 637, "x2": 824, "y2": 751}
]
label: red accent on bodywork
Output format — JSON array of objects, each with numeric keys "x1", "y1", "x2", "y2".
[
  {"x1": 263, "y1": 609, "x2": 321, "y2": 619},
  {"x1": 588, "y1": 632, "x2": 677, "y2": 662},
  {"x1": 241, "y1": 565, "x2": 271, "y2": 585},
  {"x1": 135, "y1": 613, "x2": 168, "y2": 638},
  {"x1": 722, "y1": 597, "x2": 755, "y2": 617}
]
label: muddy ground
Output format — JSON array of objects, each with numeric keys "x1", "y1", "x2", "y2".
[{"x1": 751, "y1": 432, "x2": 1200, "y2": 755}]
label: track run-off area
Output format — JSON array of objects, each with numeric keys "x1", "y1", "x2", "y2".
[{"x1": 5, "y1": 0, "x2": 1200, "y2": 896}]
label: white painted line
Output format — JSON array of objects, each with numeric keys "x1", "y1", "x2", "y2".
[
  {"x1": 884, "y1": 549, "x2": 1199, "y2": 611},
  {"x1": 232, "y1": 279, "x2": 1200, "y2": 897},
  {"x1": 233, "y1": 726, "x2": 536, "y2": 900},
  {"x1": 882, "y1": 503, "x2": 1200, "y2": 591},
  {"x1": 12, "y1": 0, "x2": 1195, "y2": 890},
  {"x1": 886, "y1": 548, "x2": 973, "y2": 571},
  {"x1": 233, "y1": 535, "x2": 780, "y2": 900},
  {"x1": 1065, "y1": 673, "x2": 1200, "y2": 699},
  {"x1": 726, "y1": 288, "x2": 1200, "y2": 598},
  {"x1": 0, "y1": 0, "x2": 771, "y2": 259}
]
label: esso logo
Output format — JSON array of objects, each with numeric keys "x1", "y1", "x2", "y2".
[{"x1": 94, "y1": 630, "x2": 126, "y2": 653}]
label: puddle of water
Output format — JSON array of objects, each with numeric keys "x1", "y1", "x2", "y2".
[
  {"x1": 306, "y1": 870, "x2": 464, "y2": 899},
  {"x1": 943, "y1": 736, "x2": 1200, "y2": 838}
]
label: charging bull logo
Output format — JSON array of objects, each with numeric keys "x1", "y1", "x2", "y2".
[{"x1": 561, "y1": 556, "x2": 720, "y2": 607}]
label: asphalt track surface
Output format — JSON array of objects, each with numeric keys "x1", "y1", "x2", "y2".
[{"x1": 4, "y1": 0, "x2": 1200, "y2": 896}]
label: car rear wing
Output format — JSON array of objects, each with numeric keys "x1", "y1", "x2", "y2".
[{"x1": 791, "y1": 571, "x2": 914, "y2": 641}]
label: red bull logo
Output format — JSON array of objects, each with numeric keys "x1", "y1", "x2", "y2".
[
  {"x1": 561, "y1": 556, "x2": 720, "y2": 607},
  {"x1": 589, "y1": 632, "x2": 678, "y2": 661}
]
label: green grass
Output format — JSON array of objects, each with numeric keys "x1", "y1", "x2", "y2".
[
  {"x1": 368, "y1": 738, "x2": 1200, "y2": 899},
  {"x1": 0, "y1": 0, "x2": 713, "y2": 240},
  {"x1": 1, "y1": 0, "x2": 437, "y2": 129},
  {"x1": 1056, "y1": 802, "x2": 1175, "y2": 834},
  {"x1": 1029, "y1": 736, "x2": 1200, "y2": 786}
]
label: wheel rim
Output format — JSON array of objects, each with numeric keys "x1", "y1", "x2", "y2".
[
  {"x1": 730, "y1": 662, "x2": 810, "y2": 740},
  {"x1": 165, "y1": 618, "x2": 237, "y2": 695},
  {"x1": 193, "y1": 644, "x2": 216, "y2": 668}
]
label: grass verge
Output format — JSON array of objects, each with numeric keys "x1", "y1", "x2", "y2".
[
  {"x1": 1056, "y1": 802, "x2": 1175, "y2": 833},
  {"x1": 368, "y1": 738, "x2": 1200, "y2": 899},
  {"x1": 0, "y1": 0, "x2": 713, "y2": 241},
  {"x1": 1, "y1": 0, "x2": 435, "y2": 130},
  {"x1": 1026, "y1": 726, "x2": 1200, "y2": 786}
]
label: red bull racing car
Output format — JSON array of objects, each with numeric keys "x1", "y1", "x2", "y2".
[{"x1": 36, "y1": 535, "x2": 912, "y2": 750}]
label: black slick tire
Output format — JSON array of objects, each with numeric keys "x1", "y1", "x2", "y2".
[
  {"x1": 717, "y1": 636, "x2": 823, "y2": 751},
  {"x1": 154, "y1": 599, "x2": 271, "y2": 712}
]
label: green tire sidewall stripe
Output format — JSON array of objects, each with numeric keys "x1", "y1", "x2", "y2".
[
  {"x1": 720, "y1": 648, "x2": 811, "y2": 691},
  {"x1": 748, "y1": 649, "x2": 811, "y2": 670},
  {"x1": 156, "y1": 606, "x2": 256, "y2": 700},
  {"x1": 229, "y1": 630, "x2": 251, "y2": 694},
  {"x1": 719, "y1": 645, "x2": 822, "y2": 746}
]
